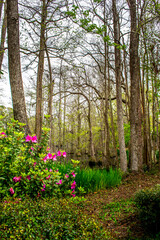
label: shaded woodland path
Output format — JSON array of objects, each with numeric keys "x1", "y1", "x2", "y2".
[{"x1": 80, "y1": 171, "x2": 160, "y2": 239}]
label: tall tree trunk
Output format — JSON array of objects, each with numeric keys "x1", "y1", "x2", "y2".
[
  {"x1": 46, "y1": 44, "x2": 54, "y2": 150},
  {"x1": 141, "y1": 50, "x2": 150, "y2": 168},
  {"x1": 35, "y1": 0, "x2": 47, "y2": 142},
  {"x1": 128, "y1": 0, "x2": 143, "y2": 171},
  {"x1": 107, "y1": 44, "x2": 118, "y2": 167},
  {"x1": 7, "y1": 0, "x2": 30, "y2": 134},
  {"x1": 58, "y1": 60, "x2": 62, "y2": 149},
  {"x1": 63, "y1": 75, "x2": 66, "y2": 150},
  {"x1": 0, "y1": 0, "x2": 3, "y2": 22},
  {"x1": 77, "y1": 91, "x2": 81, "y2": 152},
  {"x1": 122, "y1": 36, "x2": 130, "y2": 122},
  {"x1": 103, "y1": 0, "x2": 110, "y2": 166},
  {"x1": 88, "y1": 102, "x2": 96, "y2": 161},
  {"x1": 0, "y1": 1, "x2": 7, "y2": 73},
  {"x1": 112, "y1": 0, "x2": 127, "y2": 172}
]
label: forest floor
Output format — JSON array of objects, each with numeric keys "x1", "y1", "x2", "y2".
[{"x1": 80, "y1": 170, "x2": 160, "y2": 239}]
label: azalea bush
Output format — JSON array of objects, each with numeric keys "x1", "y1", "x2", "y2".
[{"x1": 0, "y1": 117, "x2": 79, "y2": 199}]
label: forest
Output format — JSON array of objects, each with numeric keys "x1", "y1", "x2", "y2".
[{"x1": 0, "y1": 0, "x2": 160, "y2": 239}]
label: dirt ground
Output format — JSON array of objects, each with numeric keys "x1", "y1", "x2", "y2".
[{"x1": 81, "y1": 171, "x2": 160, "y2": 239}]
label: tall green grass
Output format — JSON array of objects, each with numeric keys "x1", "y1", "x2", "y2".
[
  {"x1": 75, "y1": 167, "x2": 122, "y2": 193},
  {"x1": 52, "y1": 163, "x2": 122, "y2": 193},
  {"x1": 55, "y1": 162, "x2": 122, "y2": 193}
]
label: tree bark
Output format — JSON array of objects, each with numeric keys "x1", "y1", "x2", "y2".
[
  {"x1": 0, "y1": 0, "x2": 3, "y2": 22},
  {"x1": 128, "y1": 0, "x2": 143, "y2": 171},
  {"x1": 0, "y1": 0, "x2": 7, "y2": 73},
  {"x1": 107, "y1": 44, "x2": 118, "y2": 167},
  {"x1": 46, "y1": 44, "x2": 54, "y2": 150},
  {"x1": 35, "y1": 0, "x2": 47, "y2": 142},
  {"x1": 112, "y1": 0, "x2": 127, "y2": 172},
  {"x1": 103, "y1": 0, "x2": 110, "y2": 166},
  {"x1": 7, "y1": 0, "x2": 30, "y2": 134}
]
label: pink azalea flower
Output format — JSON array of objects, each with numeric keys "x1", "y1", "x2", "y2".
[
  {"x1": 46, "y1": 175, "x2": 51, "y2": 180},
  {"x1": 33, "y1": 162, "x2": 37, "y2": 166},
  {"x1": 13, "y1": 177, "x2": 18, "y2": 182},
  {"x1": 49, "y1": 169, "x2": 52, "y2": 172},
  {"x1": 0, "y1": 132, "x2": 7, "y2": 138},
  {"x1": 26, "y1": 135, "x2": 32, "y2": 142},
  {"x1": 56, "y1": 169, "x2": 59, "y2": 172},
  {"x1": 41, "y1": 188, "x2": 45, "y2": 191},
  {"x1": 46, "y1": 147, "x2": 50, "y2": 151},
  {"x1": 0, "y1": 132, "x2": 5, "y2": 134},
  {"x1": 71, "y1": 190, "x2": 76, "y2": 197},
  {"x1": 65, "y1": 174, "x2": 69, "y2": 178},
  {"x1": 71, "y1": 172, "x2": 76, "y2": 177},
  {"x1": 13, "y1": 176, "x2": 22, "y2": 182},
  {"x1": 62, "y1": 152, "x2": 67, "y2": 157},
  {"x1": 10, "y1": 187, "x2": 14, "y2": 195},
  {"x1": 31, "y1": 147, "x2": 34, "y2": 151},
  {"x1": 45, "y1": 168, "x2": 48, "y2": 170},
  {"x1": 31, "y1": 135, "x2": 37, "y2": 143},
  {"x1": 17, "y1": 176, "x2": 22, "y2": 182},
  {"x1": 43, "y1": 156, "x2": 47, "y2": 162},
  {"x1": 43, "y1": 184, "x2": 46, "y2": 188},
  {"x1": 26, "y1": 175, "x2": 31, "y2": 180},
  {"x1": 47, "y1": 153, "x2": 52, "y2": 159},
  {"x1": 52, "y1": 155, "x2": 57, "y2": 161},
  {"x1": 71, "y1": 181, "x2": 76, "y2": 189},
  {"x1": 57, "y1": 151, "x2": 61, "y2": 156},
  {"x1": 26, "y1": 135, "x2": 37, "y2": 143},
  {"x1": 56, "y1": 179, "x2": 62, "y2": 185}
]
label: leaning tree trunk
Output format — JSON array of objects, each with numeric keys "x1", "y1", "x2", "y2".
[
  {"x1": 128, "y1": 0, "x2": 143, "y2": 171},
  {"x1": 112, "y1": 0, "x2": 127, "y2": 172},
  {"x1": 7, "y1": 0, "x2": 30, "y2": 134}
]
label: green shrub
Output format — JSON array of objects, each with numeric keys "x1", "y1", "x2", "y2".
[
  {"x1": 0, "y1": 197, "x2": 109, "y2": 239},
  {"x1": 134, "y1": 184, "x2": 160, "y2": 234}
]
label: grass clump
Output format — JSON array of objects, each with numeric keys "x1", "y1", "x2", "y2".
[{"x1": 75, "y1": 167, "x2": 122, "y2": 193}]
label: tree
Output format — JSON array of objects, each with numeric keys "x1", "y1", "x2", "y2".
[
  {"x1": 128, "y1": 0, "x2": 143, "y2": 171},
  {"x1": 0, "y1": 0, "x2": 7, "y2": 73},
  {"x1": 35, "y1": 0, "x2": 47, "y2": 142},
  {"x1": 7, "y1": 0, "x2": 30, "y2": 133},
  {"x1": 112, "y1": 0, "x2": 127, "y2": 172}
]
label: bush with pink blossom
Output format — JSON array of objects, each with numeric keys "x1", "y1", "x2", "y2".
[{"x1": 0, "y1": 117, "x2": 78, "y2": 199}]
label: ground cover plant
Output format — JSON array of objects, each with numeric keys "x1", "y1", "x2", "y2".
[{"x1": 0, "y1": 197, "x2": 110, "y2": 239}]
